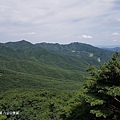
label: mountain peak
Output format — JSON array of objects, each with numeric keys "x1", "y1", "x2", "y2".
[
  {"x1": 5, "y1": 40, "x2": 33, "y2": 50},
  {"x1": 18, "y1": 39, "x2": 31, "y2": 43}
]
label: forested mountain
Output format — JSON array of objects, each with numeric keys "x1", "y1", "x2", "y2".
[
  {"x1": 4, "y1": 40, "x2": 34, "y2": 50},
  {"x1": 0, "y1": 40, "x2": 117, "y2": 120},
  {"x1": 36, "y1": 42, "x2": 113, "y2": 65},
  {"x1": 0, "y1": 40, "x2": 113, "y2": 91},
  {"x1": 103, "y1": 47, "x2": 120, "y2": 52}
]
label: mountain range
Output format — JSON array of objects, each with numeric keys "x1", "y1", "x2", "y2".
[
  {"x1": 0, "y1": 40, "x2": 114, "y2": 92},
  {"x1": 103, "y1": 47, "x2": 120, "y2": 52},
  {"x1": 0, "y1": 40, "x2": 118, "y2": 120}
]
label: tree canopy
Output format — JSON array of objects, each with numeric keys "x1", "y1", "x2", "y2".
[{"x1": 84, "y1": 52, "x2": 120, "y2": 119}]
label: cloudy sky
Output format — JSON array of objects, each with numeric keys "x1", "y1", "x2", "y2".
[{"x1": 0, "y1": 0, "x2": 120, "y2": 46}]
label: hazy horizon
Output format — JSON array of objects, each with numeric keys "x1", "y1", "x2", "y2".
[{"x1": 1, "y1": 39, "x2": 120, "y2": 48}]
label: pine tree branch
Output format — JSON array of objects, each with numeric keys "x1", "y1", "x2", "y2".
[
  {"x1": 114, "y1": 97, "x2": 120, "y2": 103},
  {"x1": 109, "y1": 104, "x2": 118, "y2": 110}
]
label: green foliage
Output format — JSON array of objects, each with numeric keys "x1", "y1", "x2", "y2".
[
  {"x1": 0, "y1": 40, "x2": 116, "y2": 120},
  {"x1": 0, "y1": 89, "x2": 82, "y2": 120},
  {"x1": 36, "y1": 42, "x2": 113, "y2": 65},
  {"x1": 84, "y1": 52, "x2": 120, "y2": 119},
  {"x1": 0, "y1": 41, "x2": 87, "y2": 92}
]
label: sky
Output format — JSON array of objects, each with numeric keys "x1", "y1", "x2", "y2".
[{"x1": 0, "y1": 0, "x2": 120, "y2": 46}]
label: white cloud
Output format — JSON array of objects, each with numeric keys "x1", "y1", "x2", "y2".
[
  {"x1": 113, "y1": 40, "x2": 117, "y2": 42},
  {"x1": 114, "y1": 18, "x2": 120, "y2": 22},
  {"x1": 0, "y1": 0, "x2": 116, "y2": 25},
  {"x1": 0, "y1": 0, "x2": 119, "y2": 45},
  {"x1": 82, "y1": 35, "x2": 93, "y2": 39},
  {"x1": 27, "y1": 32, "x2": 36, "y2": 35},
  {"x1": 112, "y1": 32, "x2": 120, "y2": 36}
]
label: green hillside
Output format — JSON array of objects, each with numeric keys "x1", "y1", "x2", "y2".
[
  {"x1": 0, "y1": 40, "x2": 113, "y2": 92},
  {"x1": 36, "y1": 42, "x2": 113, "y2": 65},
  {"x1": 2, "y1": 40, "x2": 88, "y2": 71},
  {"x1": 0, "y1": 40, "x2": 116, "y2": 120},
  {"x1": 0, "y1": 41, "x2": 88, "y2": 92}
]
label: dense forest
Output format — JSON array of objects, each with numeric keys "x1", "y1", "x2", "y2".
[{"x1": 0, "y1": 40, "x2": 120, "y2": 120}]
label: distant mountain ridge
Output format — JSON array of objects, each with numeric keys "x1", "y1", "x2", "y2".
[
  {"x1": 4, "y1": 40, "x2": 34, "y2": 50},
  {"x1": 103, "y1": 47, "x2": 120, "y2": 52},
  {"x1": 0, "y1": 40, "x2": 114, "y2": 91},
  {"x1": 1, "y1": 40, "x2": 113, "y2": 66},
  {"x1": 36, "y1": 42, "x2": 113, "y2": 65},
  {"x1": 1, "y1": 40, "x2": 88, "y2": 71}
]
